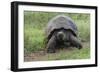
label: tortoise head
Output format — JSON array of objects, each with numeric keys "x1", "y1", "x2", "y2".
[{"x1": 56, "y1": 29, "x2": 71, "y2": 42}]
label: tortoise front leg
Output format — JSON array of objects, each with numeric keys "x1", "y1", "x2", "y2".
[
  {"x1": 70, "y1": 35, "x2": 82, "y2": 49},
  {"x1": 46, "y1": 35, "x2": 57, "y2": 53}
]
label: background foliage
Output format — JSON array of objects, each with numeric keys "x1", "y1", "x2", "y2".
[
  {"x1": 24, "y1": 11, "x2": 90, "y2": 60},
  {"x1": 24, "y1": 11, "x2": 90, "y2": 53}
]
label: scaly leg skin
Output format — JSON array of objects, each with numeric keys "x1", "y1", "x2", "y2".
[
  {"x1": 70, "y1": 35, "x2": 82, "y2": 49},
  {"x1": 47, "y1": 35, "x2": 57, "y2": 53}
]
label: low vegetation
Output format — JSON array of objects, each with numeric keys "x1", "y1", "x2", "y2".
[{"x1": 24, "y1": 11, "x2": 90, "y2": 61}]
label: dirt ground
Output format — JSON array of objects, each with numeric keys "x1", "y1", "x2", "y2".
[{"x1": 24, "y1": 42, "x2": 90, "y2": 62}]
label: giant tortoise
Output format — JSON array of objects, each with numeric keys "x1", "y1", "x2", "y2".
[{"x1": 45, "y1": 15, "x2": 82, "y2": 53}]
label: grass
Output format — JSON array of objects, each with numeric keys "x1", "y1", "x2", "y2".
[
  {"x1": 75, "y1": 20, "x2": 90, "y2": 41},
  {"x1": 47, "y1": 48, "x2": 90, "y2": 60},
  {"x1": 24, "y1": 11, "x2": 90, "y2": 61},
  {"x1": 24, "y1": 42, "x2": 90, "y2": 61},
  {"x1": 24, "y1": 28, "x2": 45, "y2": 52}
]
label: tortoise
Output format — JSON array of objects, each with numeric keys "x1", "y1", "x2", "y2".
[{"x1": 45, "y1": 15, "x2": 82, "y2": 53}]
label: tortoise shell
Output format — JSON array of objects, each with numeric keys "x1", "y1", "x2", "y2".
[{"x1": 45, "y1": 15, "x2": 78, "y2": 39}]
